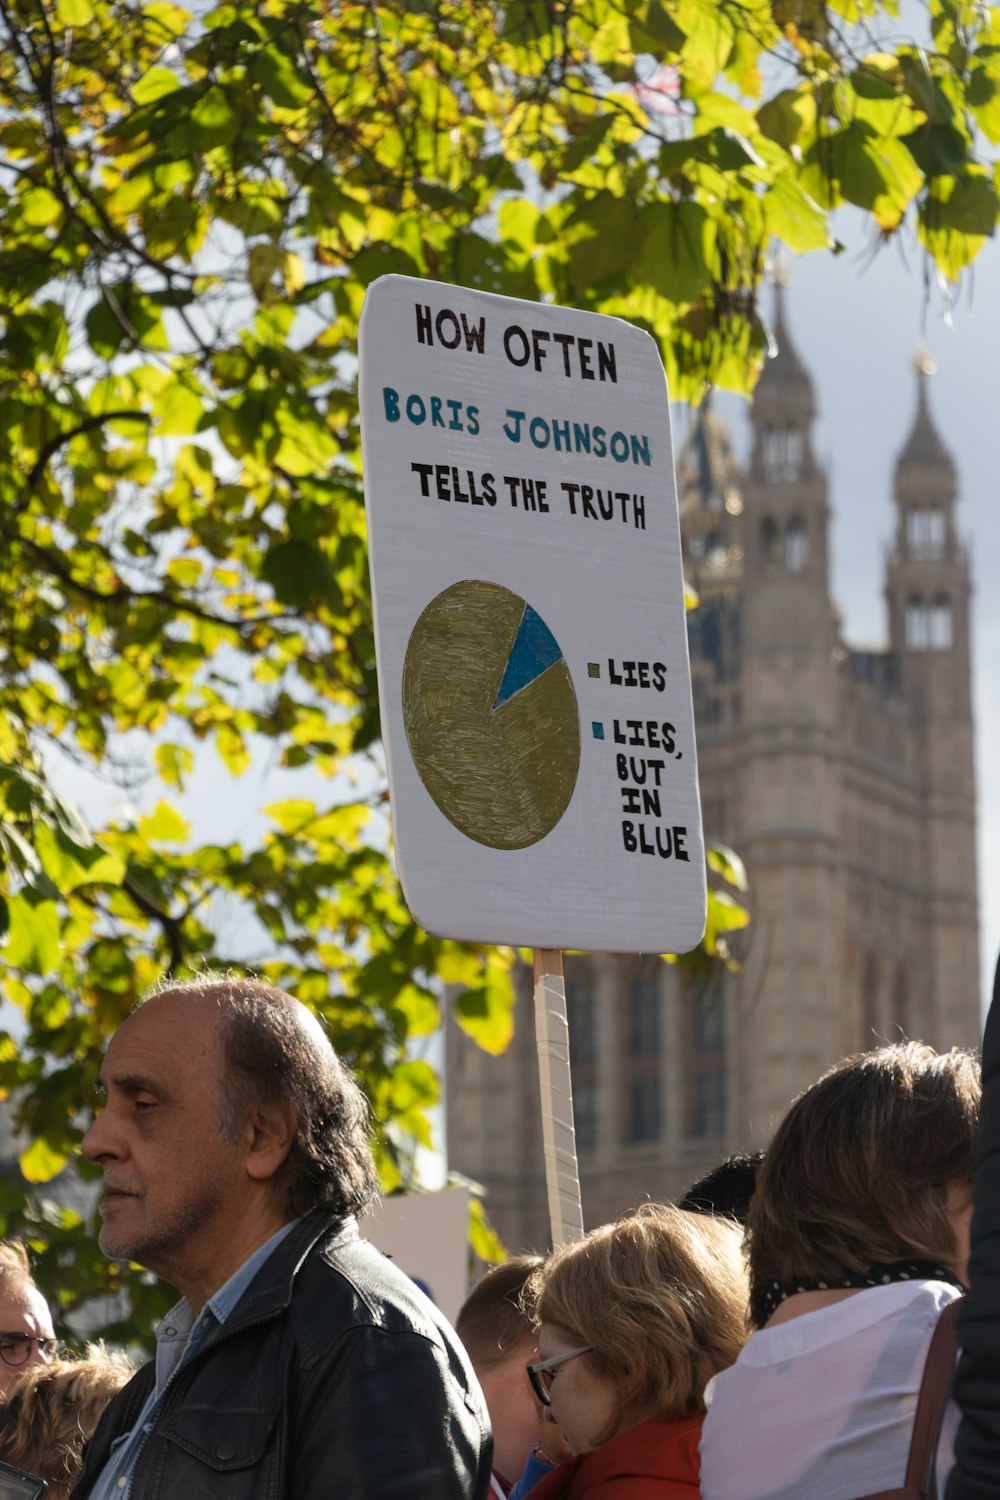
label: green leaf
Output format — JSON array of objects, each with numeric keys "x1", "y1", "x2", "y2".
[
  {"x1": 5, "y1": 891, "x2": 60, "y2": 974},
  {"x1": 34, "y1": 824, "x2": 126, "y2": 893},
  {"x1": 676, "y1": 0, "x2": 734, "y2": 97},
  {"x1": 969, "y1": 53, "x2": 1000, "y2": 144},
  {"x1": 264, "y1": 799, "x2": 317, "y2": 835},
  {"x1": 629, "y1": 0, "x2": 686, "y2": 55},
  {"x1": 636, "y1": 201, "x2": 716, "y2": 304},
  {"x1": 901, "y1": 122, "x2": 971, "y2": 178},
  {"x1": 850, "y1": 53, "x2": 919, "y2": 133},
  {"x1": 468, "y1": 1196, "x2": 506, "y2": 1263},
  {"x1": 253, "y1": 48, "x2": 312, "y2": 108},
  {"x1": 559, "y1": 115, "x2": 617, "y2": 175},
  {"x1": 261, "y1": 540, "x2": 341, "y2": 610},
  {"x1": 804, "y1": 123, "x2": 924, "y2": 229},
  {"x1": 702, "y1": 888, "x2": 751, "y2": 962},
  {"x1": 765, "y1": 171, "x2": 832, "y2": 251},
  {"x1": 387, "y1": 1059, "x2": 439, "y2": 1114},
  {"x1": 155, "y1": 379, "x2": 205, "y2": 436},
  {"x1": 934, "y1": 171, "x2": 999, "y2": 233},
  {"x1": 55, "y1": 0, "x2": 93, "y2": 23},
  {"x1": 706, "y1": 840, "x2": 749, "y2": 891},
  {"x1": 19, "y1": 1137, "x2": 69, "y2": 1185},
  {"x1": 191, "y1": 85, "x2": 240, "y2": 143},
  {"x1": 568, "y1": 193, "x2": 641, "y2": 292},
  {"x1": 18, "y1": 186, "x2": 62, "y2": 229},
  {"x1": 0, "y1": 826, "x2": 43, "y2": 883},
  {"x1": 757, "y1": 88, "x2": 817, "y2": 149},
  {"x1": 453, "y1": 968, "x2": 515, "y2": 1056},
  {"x1": 708, "y1": 888, "x2": 751, "y2": 933},
  {"x1": 155, "y1": 744, "x2": 195, "y2": 790},
  {"x1": 132, "y1": 67, "x2": 182, "y2": 105},
  {"x1": 137, "y1": 800, "x2": 191, "y2": 844},
  {"x1": 918, "y1": 172, "x2": 998, "y2": 276},
  {"x1": 387, "y1": 985, "x2": 439, "y2": 1039}
]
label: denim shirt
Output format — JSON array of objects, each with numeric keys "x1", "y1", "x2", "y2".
[{"x1": 86, "y1": 1221, "x2": 299, "y2": 1500}]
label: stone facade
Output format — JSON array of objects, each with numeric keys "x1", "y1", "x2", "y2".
[{"x1": 445, "y1": 292, "x2": 980, "y2": 1255}]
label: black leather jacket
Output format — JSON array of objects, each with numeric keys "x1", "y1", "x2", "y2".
[
  {"x1": 71, "y1": 1212, "x2": 492, "y2": 1499},
  {"x1": 948, "y1": 956, "x2": 998, "y2": 1500}
]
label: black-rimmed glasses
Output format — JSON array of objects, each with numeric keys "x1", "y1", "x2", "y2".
[
  {"x1": 0, "y1": 1334, "x2": 60, "y2": 1369},
  {"x1": 526, "y1": 1345, "x2": 592, "y2": 1406}
]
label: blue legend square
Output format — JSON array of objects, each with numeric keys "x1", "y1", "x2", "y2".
[{"x1": 591, "y1": 722, "x2": 604, "y2": 740}]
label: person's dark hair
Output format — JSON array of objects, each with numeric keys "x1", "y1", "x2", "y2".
[
  {"x1": 749, "y1": 1040, "x2": 980, "y2": 1327},
  {"x1": 678, "y1": 1150, "x2": 764, "y2": 1227},
  {"x1": 144, "y1": 976, "x2": 380, "y2": 1220},
  {"x1": 456, "y1": 1255, "x2": 543, "y2": 1373}
]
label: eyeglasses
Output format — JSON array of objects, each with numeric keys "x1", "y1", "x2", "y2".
[
  {"x1": 0, "y1": 1334, "x2": 60, "y2": 1369},
  {"x1": 527, "y1": 1345, "x2": 592, "y2": 1406}
]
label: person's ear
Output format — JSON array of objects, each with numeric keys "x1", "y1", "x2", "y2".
[{"x1": 244, "y1": 1101, "x2": 297, "y2": 1181}]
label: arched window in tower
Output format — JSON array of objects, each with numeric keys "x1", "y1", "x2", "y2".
[
  {"x1": 906, "y1": 595, "x2": 929, "y2": 650},
  {"x1": 785, "y1": 517, "x2": 809, "y2": 574},
  {"x1": 784, "y1": 424, "x2": 803, "y2": 480},
  {"x1": 906, "y1": 507, "x2": 925, "y2": 556},
  {"x1": 906, "y1": 507, "x2": 946, "y2": 560},
  {"x1": 930, "y1": 595, "x2": 953, "y2": 650},
  {"x1": 760, "y1": 516, "x2": 780, "y2": 572},
  {"x1": 762, "y1": 424, "x2": 782, "y2": 482},
  {"x1": 623, "y1": 959, "x2": 662, "y2": 1144}
]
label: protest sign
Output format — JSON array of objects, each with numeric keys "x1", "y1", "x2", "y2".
[
  {"x1": 359, "y1": 276, "x2": 705, "y2": 956},
  {"x1": 364, "y1": 1186, "x2": 470, "y2": 1325}
]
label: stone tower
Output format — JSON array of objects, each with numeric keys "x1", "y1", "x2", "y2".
[
  {"x1": 444, "y1": 297, "x2": 980, "y2": 1255},
  {"x1": 882, "y1": 352, "x2": 978, "y2": 1045}
]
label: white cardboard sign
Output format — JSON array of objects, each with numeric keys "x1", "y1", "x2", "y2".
[
  {"x1": 363, "y1": 1186, "x2": 470, "y2": 1326},
  {"x1": 359, "y1": 275, "x2": 705, "y2": 953}
]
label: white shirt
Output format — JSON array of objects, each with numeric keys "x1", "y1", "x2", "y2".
[{"x1": 700, "y1": 1280, "x2": 961, "y2": 1500}]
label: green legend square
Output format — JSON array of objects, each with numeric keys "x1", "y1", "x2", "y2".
[{"x1": 587, "y1": 662, "x2": 601, "y2": 678}]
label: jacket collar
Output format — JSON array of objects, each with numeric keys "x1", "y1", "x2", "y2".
[{"x1": 200, "y1": 1210, "x2": 355, "y2": 1339}]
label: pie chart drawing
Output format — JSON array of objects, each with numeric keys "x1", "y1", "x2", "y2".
[{"x1": 402, "y1": 581, "x2": 581, "y2": 850}]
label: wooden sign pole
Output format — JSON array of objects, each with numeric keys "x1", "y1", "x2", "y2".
[{"x1": 532, "y1": 948, "x2": 584, "y2": 1248}]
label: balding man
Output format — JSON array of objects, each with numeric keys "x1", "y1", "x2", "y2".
[{"x1": 71, "y1": 976, "x2": 491, "y2": 1500}]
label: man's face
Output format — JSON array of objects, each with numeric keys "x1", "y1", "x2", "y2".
[
  {"x1": 81, "y1": 993, "x2": 247, "y2": 1290},
  {"x1": 0, "y1": 1286, "x2": 55, "y2": 1394}
]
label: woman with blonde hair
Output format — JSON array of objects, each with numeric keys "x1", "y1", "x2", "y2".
[
  {"x1": 700, "y1": 1040, "x2": 980, "y2": 1500},
  {"x1": 523, "y1": 1201, "x2": 749, "y2": 1498},
  {"x1": 0, "y1": 1343, "x2": 134, "y2": 1499}
]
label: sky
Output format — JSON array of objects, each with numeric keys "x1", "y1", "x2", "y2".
[{"x1": 714, "y1": 223, "x2": 1000, "y2": 1018}]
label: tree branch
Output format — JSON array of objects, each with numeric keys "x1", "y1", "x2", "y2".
[
  {"x1": 26, "y1": 411, "x2": 152, "y2": 492},
  {"x1": 119, "y1": 874, "x2": 186, "y2": 975}
]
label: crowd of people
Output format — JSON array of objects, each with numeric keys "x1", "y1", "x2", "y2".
[{"x1": 0, "y1": 970, "x2": 994, "y2": 1498}]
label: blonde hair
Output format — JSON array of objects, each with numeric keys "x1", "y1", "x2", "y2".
[
  {"x1": 526, "y1": 1203, "x2": 748, "y2": 1443},
  {"x1": 0, "y1": 1242, "x2": 35, "y2": 1302},
  {"x1": 0, "y1": 1343, "x2": 135, "y2": 1498},
  {"x1": 749, "y1": 1041, "x2": 980, "y2": 1325}
]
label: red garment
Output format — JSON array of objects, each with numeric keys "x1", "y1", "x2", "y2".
[{"x1": 529, "y1": 1415, "x2": 704, "y2": 1500}]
